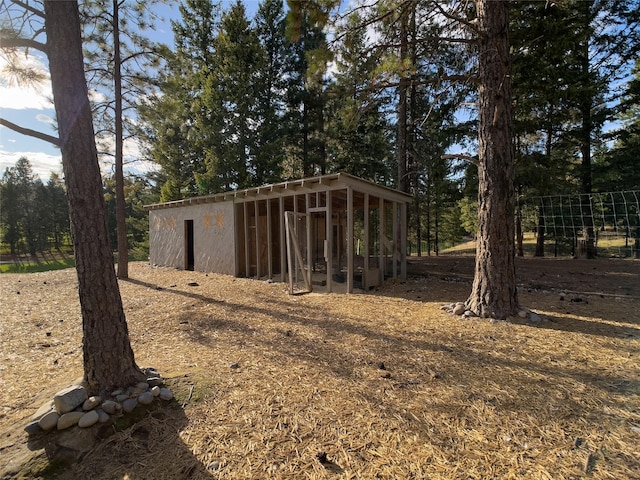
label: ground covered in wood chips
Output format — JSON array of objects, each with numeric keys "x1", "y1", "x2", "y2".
[{"x1": 1, "y1": 256, "x2": 639, "y2": 479}]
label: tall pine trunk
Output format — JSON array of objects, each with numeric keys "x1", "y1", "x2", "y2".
[
  {"x1": 45, "y1": 0, "x2": 144, "y2": 396},
  {"x1": 113, "y1": 0, "x2": 129, "y2": 278},
  {"x1": 396, "y1": 5, "x2": 409, "y2": 193},
  {"x1": 466, "y1": 0, "x2": 519, "y2": 319}
]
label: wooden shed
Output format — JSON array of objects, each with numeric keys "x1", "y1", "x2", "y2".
[{"x1": 145, "y1": 173, "x2": 412, "y2": 293}]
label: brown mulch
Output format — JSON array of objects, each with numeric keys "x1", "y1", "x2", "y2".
[{"x1": 1, "y1": 257, "x2": 639, "y2": 479}]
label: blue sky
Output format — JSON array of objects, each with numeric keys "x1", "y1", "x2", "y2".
[{"x1": 0, "y1": 1, "x2": 262, "y2": 180}]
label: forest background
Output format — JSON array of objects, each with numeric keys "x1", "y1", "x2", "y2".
[{"x1": 1, "y1": 0, "x2": 639, "y2": 267}]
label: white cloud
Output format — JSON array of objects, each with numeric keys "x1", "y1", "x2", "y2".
[
  {"x1": 0, "y1": 149, "x2": 62, "y2": 180},
  {"x1": 36, "y1": 113, "x2": 56, "y2": 125}
]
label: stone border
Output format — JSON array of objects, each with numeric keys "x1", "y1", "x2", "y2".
[{"x1": 25, "y1": 367, "x2": 173, "y2": 434}]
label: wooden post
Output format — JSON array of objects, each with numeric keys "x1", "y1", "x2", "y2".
[
  {"x1": 255, "y1": 200, "x2": 260, "y2": 278},
  {"x1": 285, "y1": 212, "x2": 294, "y2": 293},
  {"x1": 363, "y1": 193, "x2": 369, "y2": 290},
  {"x1": 347, "y1": 186, "x2": 354, "y2": 293},
  {"x1": 306, "y1": 193, "x2": 312, "y2": 287},
  {"x1": 267, "y1": 199, "x2": 273, "y2": 279},
  {"x1": 279, "y1": 196, "x2": 286, "y2": 282},
  {"x1": 326, "y1": 189, "x2": 333, "y2": 292},
  {"x1": 243, "y1": 202, "x2": 250, "y2": 277},
  {"x1": 392, "y1": 201, "x2": 398, "y2": 278},
  {"x1": 401, "y1": 201, "x2": 407, "y2": 279},
  {"x1": 379, "y1": 197, "x2": 385, "y2": 283}
]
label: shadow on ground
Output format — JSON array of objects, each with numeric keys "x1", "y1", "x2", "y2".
[{"x1": 5, "y1": 392, "x2": 213, "y2": 480}]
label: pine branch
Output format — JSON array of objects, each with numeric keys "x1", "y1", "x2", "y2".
[
  {"x1": 0, "y1": 118, "x2": 60, "y2": 147},
  {"x1": 8, "y1": 0, "x2": 45, "y2": 19},
  {"x1": 441, "y1": 153, "x2": 479, "y2": 167},
  {"x1": 0, "y1": 36, "x2": 47, "y2": 52}
]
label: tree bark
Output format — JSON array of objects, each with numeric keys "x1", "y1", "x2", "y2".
[
  {"x1": 113, "y1": 0, "x2": 129, "y2": 278},
  {"x1": 44, "y1": 0, "x2": 144, "y2": 396},
  {"x1": 466, "y1": 0, "x2": 519, "y2": 319},
  {"x1": 577, "y1": 0, "x2": 597, "y2": 259},
  {"x1": 396, "y1": 5, "x2": 409, "y2": 193}
]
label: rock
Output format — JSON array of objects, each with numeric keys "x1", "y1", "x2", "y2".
[
  {"x1": 136, "y1": 382, "x2": 150, "y2": 390},
  {"x1": 187, "y1": 282, "x2": 199, "y2": 287},
  {"x1": 151, "y1": 386, "x2": 161, "y2": 397},
  {"x1": 96, "y1": 409, "x2": 111, "y2": 423},
  {"x1": 111, "y1": 389, "x2": 124, "y2": 397},
  {"x1": 31, "y1": 400, "x2": 55, "y2": 421},
  {"x1": 38, "y1": 411, "x2": 60, "y2": 431},
  {"x1": 142, "y1": 366, "x2": 159, "y2": 377},
  {"x1": 529, "y1": 312, "x2": 542, "y2": 323},
  {"x1": 159, "y1": 388, "x2": 173, "y2": 401},
  {"x1": 517, "y1": 309, "x2": 528, "y2": 319},
  {"x1": 230, "y1": 362, "x2": 240, "y2": 369},
  {"x1": 24, "y1": 420, "x2": 41, "y2": 435},
  {"x1": 101, "y1": 400, "x2": 120, "y2": 415},
  {"x1": 56, "y1": 425, "x2": 99, "y2": 456},
  {"x1": 78, "y1": 410, "x2": 100, "y2": 428},
  {"x1": 147, "y1": 377, "x2": 164, "y2": 388},
  {"x1": 116, "y1": 393, "x2": 129, "y2": 403},
  {"x1": 83, "y1": 396, "x2": 102, "y2": 411},
  {"x1": 130, "y1": 386, "x2": 146, "y2": 396},
  {"x1": 122, "y1": 398, "x2": 138, "y2": 413},
  {"x1": 57, "y1": 411, "x2": 85, "y2": 430},
  {"x1": 138, "y1": 391, "x2": 154, "y2": 405},
  {"x1": 54, "y1": 385, "x2": 88, "y2": 414},
  {"x1": 463, "y1": 310, "x2": 477, "y2": 318},
  {"x1": 452, "y1": 304, "x2": 466, "y2": 315}
]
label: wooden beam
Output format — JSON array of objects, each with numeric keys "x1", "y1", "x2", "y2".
[
  {"x1": 392, "y1": 201, "x2": 398, "y2": 278},
  {"x1": 253, "y1": 200, "x2": 262, "y2": 278},
  {"x1": 363, "y1": 193, "x2": 369, "y2": 291},
  {"x1": 326, "y1": 189, "x2": 333, "y2": 293},
  {"x1": 400, "y1": 201, "x2": 407, "y2": 279},
  {"x1": 347, "y1": 186, "x2": 354, "y2": 293},
  {"x1": 279, "y1": 196, "x2": 286, "y2": 282},
  {"x1": 285, "y1": 213, "x2": 294, "y2": 293},
  {"x1": 306, "y1": 193, "x2": 312, "y2": 289},
  {"x1": 267, "y1": 199, "x2": 273, "y2": 279},
  {"x1": 379, "y1": 197, "x2": 385, "y2": 283},
  {"x1": 243, "y1": 202, "x2": 250, "y2": 277}
]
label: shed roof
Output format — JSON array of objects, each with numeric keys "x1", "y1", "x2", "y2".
[{"x1": 144, "y1": 172, "x2": 413, "y2": 211}]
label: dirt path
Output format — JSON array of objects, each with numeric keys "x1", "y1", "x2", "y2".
[{"x1": 408, "y1": 255, "x2": 640, "y2": 298}]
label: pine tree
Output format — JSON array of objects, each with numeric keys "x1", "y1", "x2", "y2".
[
  {"x1": 138, "y1": 0, "x2": 221, "y2": 200},
  {"x1": 253, "y1": 0, "x2": 289, "y2": 185},
  {"x1": 83, "y1": 0, "x2": 164, "y2": 277},
  {"x1": 325, "y1": 11, "x2": 392, "y2": 181},
  {"x1": 465, "y1": 0, "x2": 519, "y2": 319},
  {"x1": 196, "y1": 0, "x2": 261, "y2": 192},
  {"x1": 596, "y1": 58, "x2": 640, "y2": 191},
  {"x1": 283, "y1": 0, "x2": 328, "y2": 178}
]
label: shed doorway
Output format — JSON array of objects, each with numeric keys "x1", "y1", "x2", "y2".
[{"x1": 184, "y1": 219, "x2": 194, "y2": 271}]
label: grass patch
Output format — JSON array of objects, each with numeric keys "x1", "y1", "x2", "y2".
[
  {"x1": 438, "y1": 232, "x2": 640, "y2": 258},
  {"x1": 0, "y1": 257, "x2": 75, "y2": 273}
]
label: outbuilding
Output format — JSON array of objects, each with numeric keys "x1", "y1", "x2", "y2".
[{"x1": 145, "y1": 173, "x2": 412, "y2": 293}]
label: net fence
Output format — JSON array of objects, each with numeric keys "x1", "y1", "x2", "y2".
[{"x1": 518, "y1": 191, "x2": 640, "y2": 258}]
